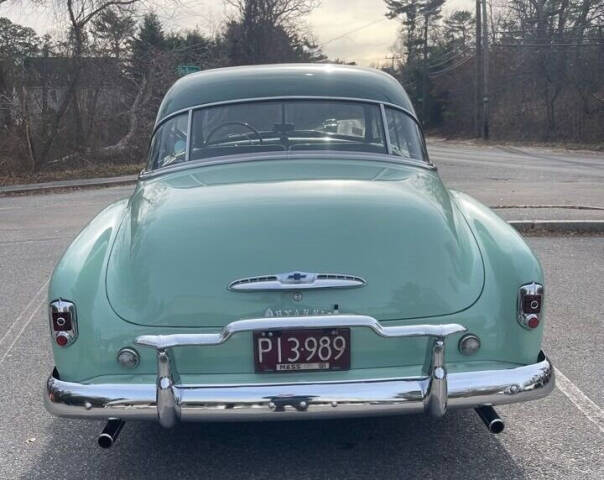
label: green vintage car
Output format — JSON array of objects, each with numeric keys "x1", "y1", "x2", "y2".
[{"x1": 44, "y1": 64, "x2": 554, "y2": 447}]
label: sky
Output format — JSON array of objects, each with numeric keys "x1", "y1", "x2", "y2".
[{"x1": 1, "y1": 0, "x2": 473, "y2": 66}]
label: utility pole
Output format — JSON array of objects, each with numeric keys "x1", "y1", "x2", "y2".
[
  {"x1": 384, "y1": 55, "x2": 397, "y2": 71},
  {"x1": 481, "y1": 0, "x2": 489, "y2": 139},
  {"x1": 474, "y1": 0, "x2": 482, "y2": 137}
]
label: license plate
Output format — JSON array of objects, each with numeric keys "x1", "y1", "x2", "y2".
[{"x1": 253, "y1": 328, "x2": 351, "y2": 372}]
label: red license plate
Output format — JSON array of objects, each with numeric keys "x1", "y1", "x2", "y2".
[{"x1": 253, "y1": 328, "x2": 351, "y2": 372}]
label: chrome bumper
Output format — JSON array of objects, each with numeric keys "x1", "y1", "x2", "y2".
[{"x1": 44, "y1": 315, "x2": 554, "y2": 426}]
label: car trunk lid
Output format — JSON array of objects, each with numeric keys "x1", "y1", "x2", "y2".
[{"x1": 106, "y1": 160, "x2": 484, "y2": 327}]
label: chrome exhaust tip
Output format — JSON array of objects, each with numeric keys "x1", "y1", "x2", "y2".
[
  {"x1": 475, "y1": 406, "x2": 505, "y2": 434},
  {"x1": 98, "y1": 419, "x2": 125, "y2": 448}
]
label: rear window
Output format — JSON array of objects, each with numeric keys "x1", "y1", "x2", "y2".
[
  {"x1": 146, "y1": 100, "x2": 427, "y2": 170},
  {"x1": 385, "y1": 107, "x2": 425, "y2": 161},
  {"x1": 147, "y1": 113, "x2": 188, "y2": 170},
  {"x1": 190, "y1": 100, "x2": 386, "y2": 161}
]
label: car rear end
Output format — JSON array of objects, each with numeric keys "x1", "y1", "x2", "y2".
[{"x1": 44, "y1": 165, "x2": 554, "y2": 440}]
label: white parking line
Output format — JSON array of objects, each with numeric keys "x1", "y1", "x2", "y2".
[
  {"x1": 0, "y1": 301, "x2": 43, "y2": 363},
  {"x1": 555, "y1": 367, "x2": 604, "y2": 434},
  {"x1": 0, "y1": 279, "x2": 48, "y2": 347}
]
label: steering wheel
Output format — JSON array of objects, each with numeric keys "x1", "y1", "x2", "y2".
[{"x1": 205, "y1": 121, "x2": 263, "y2": 145}]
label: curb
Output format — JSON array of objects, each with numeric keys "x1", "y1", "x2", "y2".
[
  {"x1": 0, "y1": 175, "x2": 138, "y2": 196},
  {"x1": 509, "y1": 220, "x2": 604, "y2": 234}
]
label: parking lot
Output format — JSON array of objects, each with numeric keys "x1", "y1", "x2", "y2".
[{"x1": 1, "y1": 141, "x2": 602, "y2": 479}]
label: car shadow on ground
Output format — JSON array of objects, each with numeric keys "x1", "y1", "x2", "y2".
[{"x1": 27, "y1": 409, "x2": 527, "y2": 479}]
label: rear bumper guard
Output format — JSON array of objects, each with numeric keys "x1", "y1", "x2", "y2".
[{"x1": 44, "y1": 315, "x2": 554, "y2": 427}]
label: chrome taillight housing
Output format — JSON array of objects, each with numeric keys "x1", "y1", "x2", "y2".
[
  {"x1": 49, "y1": 299, "x2": 78, "y2": 347},
  {"x1": 517, "y1": 283, "x2": 543, "y2": 330}
]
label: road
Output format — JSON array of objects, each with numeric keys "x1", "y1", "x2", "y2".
[
  {"x1": 1, "y1": 142, "x2": 603, "y2": 479},
  {"x1": 430, "y1": 140, "x2": 604, "y2": 221}
]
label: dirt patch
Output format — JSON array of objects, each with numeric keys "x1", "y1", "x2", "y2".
[
  {"x1": 426, "y1": 135, "x2": 604, "y2": 154},
  {"x1": 0, "y1": 163, "x2": 143, "y2": 187}
]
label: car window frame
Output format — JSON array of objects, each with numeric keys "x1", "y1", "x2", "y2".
[{"x1": 143, "y1": 96, "x2": 432, "y2": 175}]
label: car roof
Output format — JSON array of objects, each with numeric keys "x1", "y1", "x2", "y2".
[{"x1": 155, "y1": 64, "x2": 415, "y2": 126}]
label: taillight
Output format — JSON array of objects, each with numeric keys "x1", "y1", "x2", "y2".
[
  {"x1": 49, "y1": 299, "x2": 77, "y2": 346},
  {"x1": 517, "y1": 283, "x2": 543, "y2": 330}
]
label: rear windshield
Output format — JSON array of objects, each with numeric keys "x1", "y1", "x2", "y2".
[{"x1": 147, "y1": 99, "x2": 426, "y2": 170}]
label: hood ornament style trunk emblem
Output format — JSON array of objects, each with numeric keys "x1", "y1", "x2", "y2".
[{"x1": 228, "y1": 271, "x2": 367, "y2": 291}]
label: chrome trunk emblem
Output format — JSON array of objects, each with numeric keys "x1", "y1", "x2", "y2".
[{"x1": 228, "y1": 271, "x2": 366, "y2": 291}]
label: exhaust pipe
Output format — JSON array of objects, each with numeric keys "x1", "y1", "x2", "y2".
[
  {"x1": 475, "y1": 406, "x2": 505, "y2": 434},
  {"x1": 98, "y1": 419, "x2": 125, "y2": 448}
]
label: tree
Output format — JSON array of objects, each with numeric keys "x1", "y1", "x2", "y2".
[
  {"x1": 30, "y1": 1, "x2": 142, "y2": 169},
  {"x1": 385, "y1": 0, "x2": 445, "y2": 62},
  {"x1": 0, "y1": 17, "x2": 40, "y2": 58},
  {"x1": 56, "y1": 1, "x2": 139, "y2": 57},
  {"x1": 91, "y1": 6, "x2": 135, "y2": 59},
  {"x1": 501, "y1": 0, "x2": 604, "y2": 139},
  {"x1": 385, "y1": 0, "x2": 445, "y2": 123},
  {"x1": 224, "y1": 0, "x2": 324, "y2": 64},
  {"x1": 443, "y1": 10, "x2": 473, "y2": 52},
  {"x1": 226, "y1": 0, "x2": 318, "y2": 26},
  {"x1": 130, "y1": 12, "x2": 166, "y2": 76},
  {"x1": 0, "y1": 17, "x2": 40, "y2": 136}
]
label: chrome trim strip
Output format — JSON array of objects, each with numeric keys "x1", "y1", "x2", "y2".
[
  {"x1": 517, "y1": 282, "x2": 544, "y2": 329},
  {"x1": 380, "y1": 103, "x2": 393, "y2": 155},
  {"x1": 185, "y1": 109, "x2": 193, "y2": 163},
  {"x1": 44, "y1": 351, "x2": 555, "y2": 423},
  {"x1": 424, "y1": 338, "x2": 447, "y2": 417},
  {"x1": 138, "y1": 150, "x2": 436, "y2": 180},
  {"x1": 228, "y1": 272, "x2": 367, "y2": 292},
  {"x1": 134, "y1": 316, "x2": 465, "y2": 425},
  {"x1": 157, "y1": 350, "x2": 178, "y2": 428},
  {"x1": 134, "y1": 315, "x2": 467, "y2": 350},
  {"x1": 49, "y1": 299, "x2": 78, "y2": 347},
  {"x1": 140, "y1": 95, "x2": 432, "y2": 178},
  {"x1": 153, "y1": 96, "x2": 420, "y2": 133}
]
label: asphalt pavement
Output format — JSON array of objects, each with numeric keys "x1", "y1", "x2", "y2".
[
  {"x1": 1, "y1": 141, "x2": 602, "y2": 479},
  {"x1": 431, "y1": 140, "x2": 604, "y2": 220}
]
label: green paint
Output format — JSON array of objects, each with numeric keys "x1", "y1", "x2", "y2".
[
  {"x1": 48, "y1": 65, "x2": 545, "y2": 383},
  {"x1": 156, "y1": 64, "x2": 415, "y2": 125},
  {"x1": 49, "y1": 158, "x2": 544, "y2": 383}
]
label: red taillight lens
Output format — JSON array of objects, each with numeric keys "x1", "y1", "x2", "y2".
[
  {"x1": 49, "y1": 300, "x2": 77, "y2": 347},
  {"x1": 517, "y1": 283, "x2": 544, "y2": 330},
  {"x1": 527, "y1": 316, "x2": 540, "y2": 329}
]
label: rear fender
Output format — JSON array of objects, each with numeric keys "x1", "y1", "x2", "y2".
[{"x1": 451, "y1": 190, "x2": 544, "y2": 364}]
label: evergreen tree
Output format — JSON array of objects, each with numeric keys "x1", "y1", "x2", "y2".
[
  {"x1": 91, "y1": 7, "x2": 136, "y2": 59},
  {"x1": 443, "y1": 10, "x2": 473, "y2": 52},
  {"x1": 223, "y1": 0, "x2": 325, "y2": 65},
  {"x1": 130, "y1": 13, "x2": 166, "y2": 76}
]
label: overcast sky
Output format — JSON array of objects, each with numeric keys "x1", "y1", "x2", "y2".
[{"x1": 2, "y1": 0, "x2": 473, "y2": 66}]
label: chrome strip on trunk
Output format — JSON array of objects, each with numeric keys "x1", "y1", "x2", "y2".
[{"x1": 228, "y1": 272, "x2": 367, "y2": 291}]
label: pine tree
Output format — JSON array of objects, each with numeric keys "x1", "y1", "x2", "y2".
[
  {"x1": 91, "y1": 7, "x2": 135, "y2": 59},
  {"x1": 129, "y1": 13, "x2": 166, "y2": 77}
]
